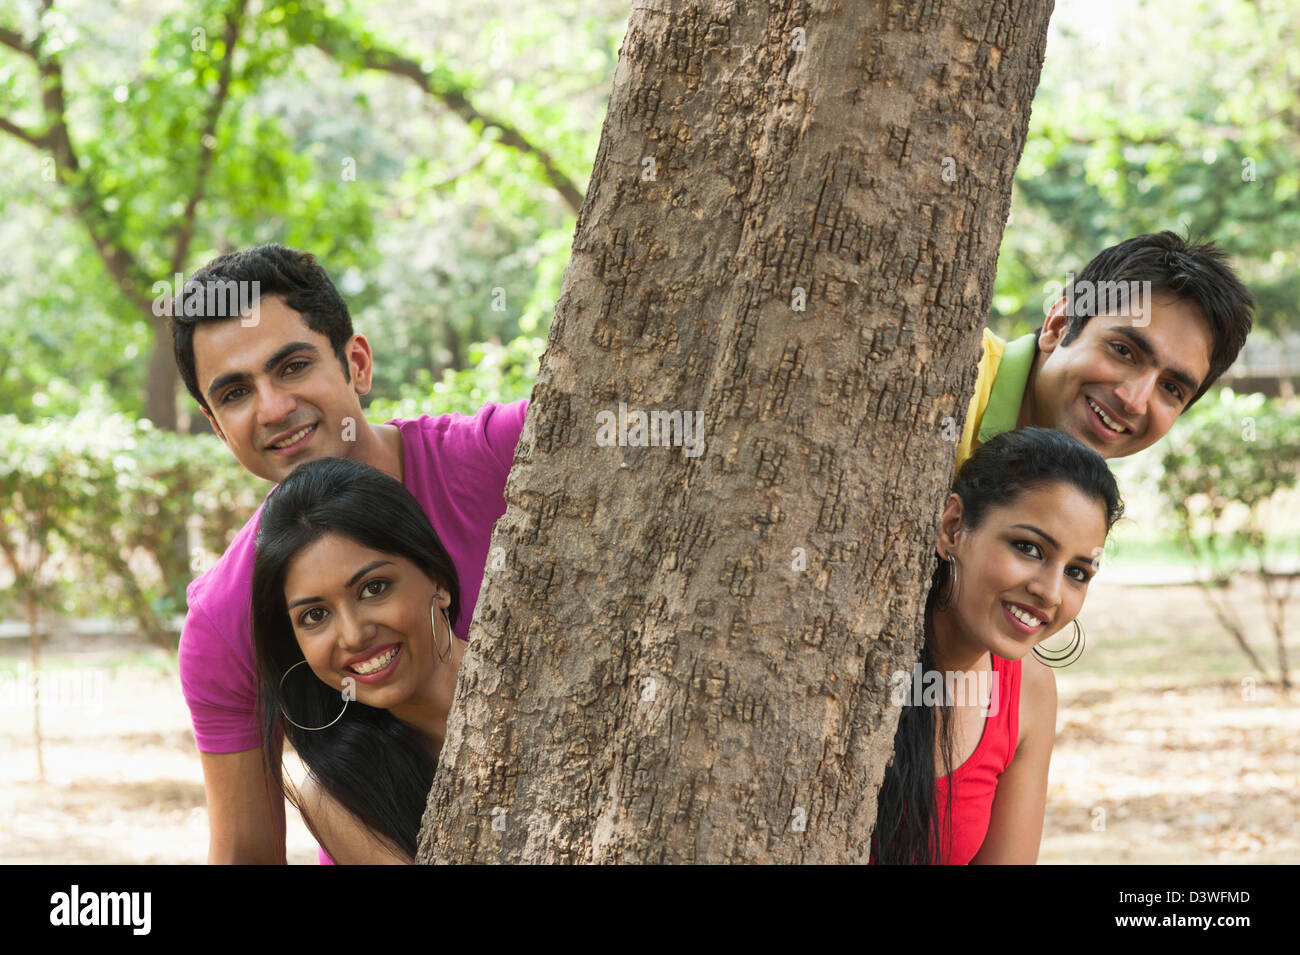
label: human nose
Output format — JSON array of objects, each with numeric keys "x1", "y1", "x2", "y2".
[
  {"x1": 1024, "y1": 567, "x2": 1062, "y2": 615},
  {"x1": 332, "y1": 603, "x2": 375, "y2": 652},
  {"x1": 1114, "y1": 368, "x2": 1157, "y2": 416},
  {"x1": 256, "y1": 381, "x2": 297, "y2": 430}
]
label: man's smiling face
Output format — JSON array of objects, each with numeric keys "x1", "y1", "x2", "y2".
[
  {"x1": 1028, "y1": 294, "x2": 1213, "y2": 460},
  {"x1": 194, "y1": 296, "x2": 374, "y2": 483}
]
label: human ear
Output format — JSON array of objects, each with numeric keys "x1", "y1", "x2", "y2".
[
  {"x1": 936, "y1": 493, "x2": 965, "y2": 560},
  {"x1": 431, "y1": 586, "x2": 452, "y2": 610},
  {"x1": 201, "y1": 405, "x2": 229, "y2": 445},
  {"x1": 1038, "y1": 296, "x2": 1071, "y2": 355},
  {"x1": 346, "y1": 334, "x2": 375, "y2": 396}
]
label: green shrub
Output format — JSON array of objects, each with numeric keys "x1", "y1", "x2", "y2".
[
  {"x1": 1152, "y1": 389, "x2": 1300, "y2": 685},
  {"x1": 0, "y1": 397, "x2": 262, "y2": 644},
  {"x1": 366, "y1": 334, "x2": 543, "y2": 422}
]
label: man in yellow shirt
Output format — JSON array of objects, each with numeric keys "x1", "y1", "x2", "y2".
[{"x1": 955, "y1": 231, "x2": 1254, "y2": 470}]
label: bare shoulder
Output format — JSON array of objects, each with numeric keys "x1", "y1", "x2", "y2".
[
  {"x1": 298, "y1": 770, "x2": 322, "y2": 808},
  {"x1": 1017, "y1": 653, "x2": 1057, "y2": 751}
]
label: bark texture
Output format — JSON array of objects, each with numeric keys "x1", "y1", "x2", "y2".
[{"x1": 418, "y1": 0, "x2": 1053, "y2": 863}]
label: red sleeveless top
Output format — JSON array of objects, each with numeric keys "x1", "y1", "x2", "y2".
[{"x1": 933, "y1": 653, "x2": 1022, "y2": 864}]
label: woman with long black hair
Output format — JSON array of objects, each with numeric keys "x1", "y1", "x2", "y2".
[
  {"x1": 251, "y1": 456, "x2": 463, "y2": 863},
  {"x1": 872, "y1": 427, "x2": 1124, "y2": 864}
]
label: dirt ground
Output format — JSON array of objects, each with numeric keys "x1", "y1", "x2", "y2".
[{"x1": 0, "y1": 576, "x2": 1295, "y2": 865}]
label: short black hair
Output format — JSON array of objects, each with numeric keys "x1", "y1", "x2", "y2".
[
  {"x1": 1059, "y1": 231, "x2": 1253, "y2": 408},
  {"x1": 169, "y1": 245, "x2": 354, "y2": 414}
]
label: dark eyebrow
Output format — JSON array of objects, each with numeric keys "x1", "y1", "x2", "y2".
[
  {"x1": 1013, "y1": 523, "x2": 1058, "y2": 548},
  {"x1": 286, "y1": 561, "x2": 395, "y2": 610},
  {"x1": 205, "y1": 342, "x2": 320, "y2": 403},
  {"x1": 1104, "y1": 326, "x2": 1200, "y2": 396},
  {"x1": 1012, "y1": 524, "x2": 1098, "y2": 568}
]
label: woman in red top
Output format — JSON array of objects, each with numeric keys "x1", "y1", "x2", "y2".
[{"x1": 872, "y1": 427, "x2": 1123, "y2": 864}]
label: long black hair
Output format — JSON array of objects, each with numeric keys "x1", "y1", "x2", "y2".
[
  {"x1": 872, "y1": 427, "x2": 1124, "y2": 864},
  {"x1": 251, "y1": 456, "x2": 461, "y2": 860}
]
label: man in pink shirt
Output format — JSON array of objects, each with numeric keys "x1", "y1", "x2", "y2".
[{"x1": 169, "y1": 244, "x2": 526, "y2": 863}]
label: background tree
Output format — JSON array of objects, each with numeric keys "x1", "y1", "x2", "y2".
[
  {"x1": 417, "y1": 0, "x2": 1055, "y2": 863},
  {"x1": 1149, "y1": 391, "x2": 1298, "y2": 688},
  {"x1": 990, "y1": 0, "x2": 1300, "y2": 341},
  {"x1": 0, "y1": 0, "x2": 612, "y2": 428}
]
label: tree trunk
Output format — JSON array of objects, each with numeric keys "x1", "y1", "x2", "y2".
[
  {"x1": 418, "y1": 0, "x2": 1053, "y2": 863},
  {"x1": 145, "y1": 315, "x2": 180, "y2": 431}
]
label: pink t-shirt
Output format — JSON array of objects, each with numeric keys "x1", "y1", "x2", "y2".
[{"x1": 178, "y1": 400, "x2": 527, "y2": 863}]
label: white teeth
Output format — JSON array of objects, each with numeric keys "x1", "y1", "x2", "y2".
[
  {"x1": 351, "y1": 646, "x2": 397, "y2": 674},
  {"x1": 1005, "y1": 603, "x2": 1043, "y2": 627},
  {"x1": 1087, "y1": 398, "x2": 1127, "y2": 433},
  {"x1": 272, "y1": 425, "x2": 314, "y2": 449}
]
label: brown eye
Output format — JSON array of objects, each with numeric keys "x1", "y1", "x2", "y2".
[
  {"x1": 1013, "y1": 540, "x2": 1042, "y2": 559},
  {"x1": 298, "y1": 607, "x2": 327, "y2": 627},
  {"x1": 361, "y1": 579, "x2": 389, "y2": 598}
]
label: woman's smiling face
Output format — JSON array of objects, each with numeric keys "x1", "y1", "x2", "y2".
[
  {"x1": 936, "y1": 482, "x2": 1109, "y2": 664},
  {"x1": 282, "y1": 533, "x2": 451, "y2": 712}
]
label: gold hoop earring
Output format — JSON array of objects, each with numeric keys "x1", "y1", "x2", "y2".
[
  {"x1": 937, "y1": 554, "x2": 957, "y2": 610},
  {"x1": 279, "y1": 660, "x2": 349, "y2": 731},
  {"x1": 434, "y1": 605, "x2": 454, "y2": 663},
  {"x1": 1033, "y1": 618, "x2": 1086, "y2": 668}
]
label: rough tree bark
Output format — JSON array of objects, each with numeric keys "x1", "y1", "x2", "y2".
[{"x1": 418, "y1": 0, "x2": 1053, "y2": 863}]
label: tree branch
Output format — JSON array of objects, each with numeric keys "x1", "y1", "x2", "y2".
[
  {"x1": 169, "y1": 0, "x2": 247, "y2": 275},
  {"x1": 0, "y1": 113, "x2": 49, "y2": 149},
  {"x1": 0, "y1": 25, "x2": 36, "y2": 57},
  {"x1": 11, "y1": 6, "x2": 156, "y2": 314},
  {"x1": 309, "y1": 24, "x2": 585, "y2": 215}
]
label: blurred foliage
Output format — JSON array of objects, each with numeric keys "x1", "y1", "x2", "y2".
[
  {"x1": 366, "y1": 334, "x2": 544, "y2": 421},
  {"x1": 0, "y1": 0, "x2": 627, "y2": 424},
  {"x1": 4, "y1": 0, "x2": 1294, "y2": 426},
  {"x1": 992, "y1": 0, "x2": 1300, "y2": 342},
  {"x1": 1157, "y1": 392, "x2": 1300, "y2": 524},
  {"x1": 0, "y1": 393, "x2": 263, "y2": 642},
  {"x1": 1145, "y1": 390, "x2": 1299, "y2": 685}
]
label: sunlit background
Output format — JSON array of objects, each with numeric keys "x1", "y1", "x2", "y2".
[{"x1": 1, "y1": 0, "x2": 1296, "y2": 863}]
